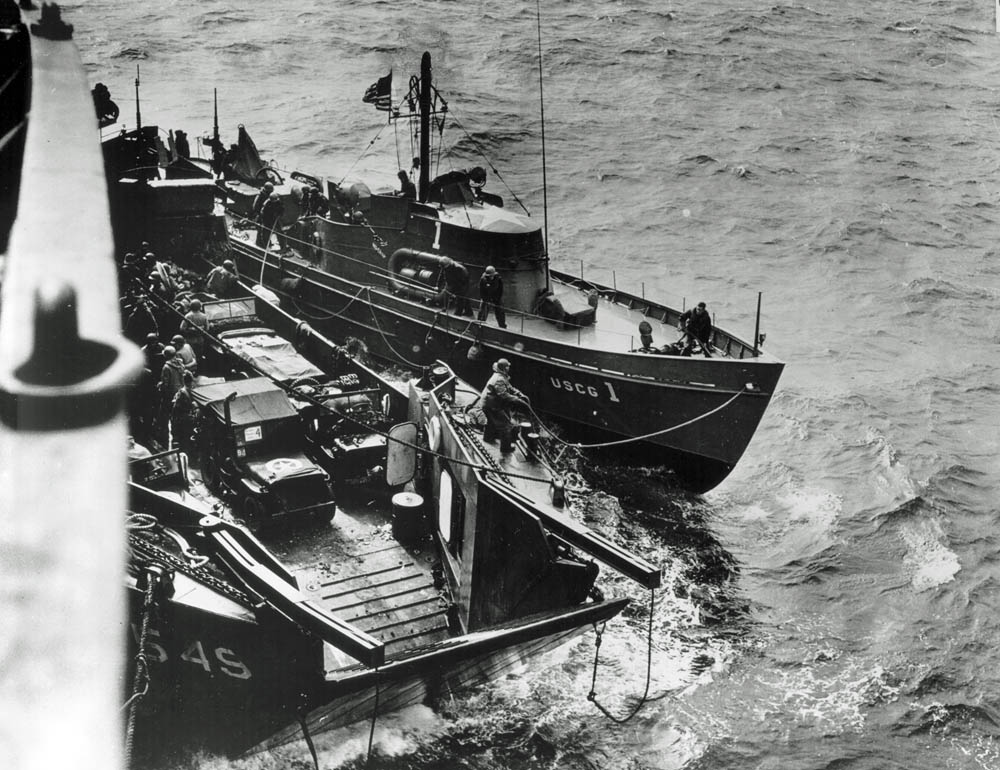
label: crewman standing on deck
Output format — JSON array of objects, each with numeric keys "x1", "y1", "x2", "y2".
[
  {"x1": 257, "y1": 192, "x2": 284, "y2": 249},
  {"x1": 398, "y1": 170, "x2": 416, "y2": 199},
  {"x1": 678, "y1": 301, "x2": 713, "y2": 355},
  {"x1": 171, "y1": 334, "x2": 198, "y2": 374},
  {"x1": 157, "y1": 345, "x2": 186, "y2": 446},
  {"x1": 170, "y1": 371, "x2": 200, "y2": 458},
  {"x1": 480, "y1": 358, "x2": 530, "y2": 454},
  {"x1": 477, "y1": 265, "x2": 506, "y2": 328},
  {"x1": 180, "y1": 299, "x2": 208, "y2": 358},
  {"x1": 252, "y1": 181, "x2": 274, "y2": 222},
  {"x1": 440, "y1": 258, "x2": 472, "y2": 316},
  {"x1": 309, "y1": 185, "x2": 329, "y2": 216}
]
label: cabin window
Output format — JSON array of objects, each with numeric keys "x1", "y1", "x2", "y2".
[{"x1": 437, "y1": 469, "x2": 465, "y2": 558}]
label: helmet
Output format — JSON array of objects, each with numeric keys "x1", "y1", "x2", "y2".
[
  {"x1": 145, "y1": 333, "x2": 158, "y2": 343},
  {"x1": 172, "y1": 334, "x2": 185, "y2": 344},
  {"x1": 494, "y1": 358, "x2": 511, "y2": 372},
  {"x1": 162, "y1": 345, "x2": 176, "y2": 357},
  {"x1": 189, "y1": 299, "x2": 202, "y2": 311},
  {"x1": 269, "y1": 192, "x2": 280, "y2": 200},
  {"x1": 223, "y1": 259, "x2": 235, "y2": 269},
  {"x1": 484, "y1": 265, "x2": 497, "y2": 275},
  {"x1": 262, "y1": 181, "x2": 274, "y2": 190}
]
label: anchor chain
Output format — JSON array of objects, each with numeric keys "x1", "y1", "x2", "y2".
[{"x1": 128, "y1": 532, "x2": 251, "y2": 606}]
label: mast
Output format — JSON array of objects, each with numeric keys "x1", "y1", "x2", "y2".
[
  {"x1": 213, "y1": 87, "x2": 220, "y2": 150},
  {"x1": 535, "y1": 0, "x2": 550, "y2": 268},
  {"x1": 752, "y1": 292, "x2": 762, "y2": 357},
  {"x1": 418, "y1": 51, "x2": 431, "y2": 202},
  {"x1": 134, "y1": 64, "x2": 141, "y2": 131}
]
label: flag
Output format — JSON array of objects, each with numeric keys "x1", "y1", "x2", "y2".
[{"x1": 362, "y1": 71, "x2": 392, "y2": 111}]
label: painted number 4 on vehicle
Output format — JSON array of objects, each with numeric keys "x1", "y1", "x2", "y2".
[{"x1": 549, "y1": 377, "x2": 620, "y2": 403}]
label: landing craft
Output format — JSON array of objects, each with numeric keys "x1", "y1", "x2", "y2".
[
  {"x1": 102, "y1": 49, "x2": 784, "y2": 492},
  {"x1": 122, "y1": 289, "x2": 663, "y2": 763}
]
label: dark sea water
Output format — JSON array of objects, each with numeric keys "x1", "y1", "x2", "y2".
[{"x1": 72, "y1": 1, "x2": 1000, "y2": 767}]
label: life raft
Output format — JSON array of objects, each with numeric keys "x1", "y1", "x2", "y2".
[{"x1": 387, "y1": 248, "x2": 453, "y2": 301}]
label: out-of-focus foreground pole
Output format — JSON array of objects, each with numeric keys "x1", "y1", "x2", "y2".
[{"x1": 0, "y1": 5, "x2": 141, "y2": 770}]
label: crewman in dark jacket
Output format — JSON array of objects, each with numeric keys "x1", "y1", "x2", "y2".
[
  {"x1": 398, "y1": 170, "x2": 416, "y2": 199},
  {"x1": 257, "y1": 193, "x2": 284, "y2": 248},
  {"x1": 299, "y1": 187, "x2": 313, "y2": 217},
  {"x1": 477, "y1": 265, "x2": 506, "y2": 328},
  {"x1": 157, "y1": 346, "x2": 186, "y2": 446},
  {"x1": 479, "y1": 358, "x2": 529, "y2": 453},
  {"x1": 440, "y1": 258, "x2": 472, "y2": 316},
  {"x1": 251, "y1": 181, "x2": 274, "y2": 222},
  {"x1": 179, "y1": 299, "x2": 208, "y2": 359},
  {"x1": 205, "y1": 260, "x2": 239, "y2": 298},
  {"x1": 678, "y1": 301, "x2": 712, "y2": 355},
  {"x1": 309, "y1": 186, "x2": 329, "y2": 216},
  {"x1": 170, "y1": 371, "x2": 200, "y2": 457},
  {"x1": 174, "y1": 129, "x2": 191, "y2": 159}
]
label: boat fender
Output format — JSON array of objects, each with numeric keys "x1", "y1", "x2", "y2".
[
  {"x1": 467, "y1": 343, "x2": 486, "y2": 361},
  {"x1": 381, "y1": 393, "x2": 392, "y2": 416},
  {"x1": 294, "y1": 320, "x2": 313, "y2": 348},
  {"x1": 251, "y1": 284, "x2": 281, "y2": 306},
  {"x1": 427, "y1": 415, "x2": 442, "y2": 452},
  {"x1": 550, "y1": 478, "x2": 566, "y2": 508},
  {"x1": 587, "y1": 290, "x2": 600, "y2": 308},
  {"x1": 280, "y1": 275, "x2": 302, "y2": 297},
  {"x1": 638, "y1": 320, "x2": 654, "y2": 349}
]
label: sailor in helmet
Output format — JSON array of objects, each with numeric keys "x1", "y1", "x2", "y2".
[
  {"x1": 205, "y1": 258, "x2": 239, "y2": 298},
  {"x1": 256, "y1": 191, "x2": 285, "y2": 249},
  {"x1": 477, "y1": 265, "x2": 506, "y2": 328},
  {"x1": 252, "y1": 181, "x2": 275, "y2": 222},
  {"x1": 479, "y1": 358, "x2": 530, "y2": 454}
]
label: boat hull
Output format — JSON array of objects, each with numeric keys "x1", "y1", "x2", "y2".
[
  {"x1": 226, "y1": 240, "x2": 781, "y2": 492},
  {"x1": 126, "y1": 576, "x2": 622, "y2": 762}
]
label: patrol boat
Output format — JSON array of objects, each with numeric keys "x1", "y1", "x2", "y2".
[
  {"x1": 0, "y1": 6, "x2": 661, "y2": 767},
  {"x1": 124, "y1": 287, "x2": 662, "y2": 764},
  {"x1": 164, "y1": 52, "x2": 782, "y2": 491}
]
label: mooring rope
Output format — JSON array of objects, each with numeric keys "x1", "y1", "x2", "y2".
[
  {"x1": 524, "y1": 387, "x2": 746, "y2": 450},
  {"x1": 588, "y1": 588, "x2": 657, "y2": 723},
  {"x1": 365, "y1": 287, "x2": 431, "y2": 370},
  {"x1": 297, "y1": 713, "x2": 320, "y2": 770},
  {"x1": 366, "y1": 670, "x2": 381, "y2": 768},
  {"x1": 123, "y1": 567, "x2": 163, "y2": 768}
]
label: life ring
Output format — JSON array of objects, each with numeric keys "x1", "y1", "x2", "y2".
[
  {"x1": 266, "y1": 457, "x2": 303, "y2": 475},
  {"x1": 427, "y1": 415, "x2": 442, "y2": 452}
]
